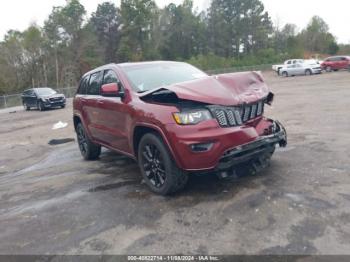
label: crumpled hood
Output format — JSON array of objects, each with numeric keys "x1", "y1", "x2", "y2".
[{"x1": 140, "y1": 71, "x2": 270, "y2": 106}]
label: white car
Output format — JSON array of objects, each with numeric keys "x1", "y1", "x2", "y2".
[
  {"x1": 272, "y1": 59, "x2": 304, "y2": 75},
  {"x1": 280, "y1": 62, "x2": 322, "y2": 77}
]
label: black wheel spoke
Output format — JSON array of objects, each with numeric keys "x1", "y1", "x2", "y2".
[
  {"x1": 77, "y1": 126, "x2": 88, "y2": 154},
  {"x1": 141, "y1": 143, "x2": 166, "y2": 188},
  {"x1": 142, "y1": 151, "x2": 152, "y2": 162}
]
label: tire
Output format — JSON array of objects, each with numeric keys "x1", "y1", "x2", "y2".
[
  {"x1": 305, "y1": 69, "x2": 312, "y2": 76},
  {"x1": 281, "y1": 71, "x2": 288, "y2": 77},
  {"x1": 326, "y1": 66, "x2": 332, "y2": 72},
  {"x1": 61, "y1": 104, "x2": 66, "y2": 109},
  {"x1": 76, "y1": 122, "x2": 101, "y2": 160},
  {"x1": 138, "y1": 133, "x2": 188, "y2": 195},
  {"x1": 23, "y1": 103, "x2": 30, "y2": 111},
  {"x1": 38, "y1": 101, "x2": 45, "y2": 111}
]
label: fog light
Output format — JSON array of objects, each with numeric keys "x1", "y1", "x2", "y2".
[{"x1": 190, "y1": 142, "x2": 214, "y2": 152}]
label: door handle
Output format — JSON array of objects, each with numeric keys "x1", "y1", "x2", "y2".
[{"x1": 97, "y1": 100, "x2": 104, "y2": 105}]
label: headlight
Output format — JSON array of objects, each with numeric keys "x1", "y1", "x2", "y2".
[{"x1": 173, "y1": 110, "x2": 212, "y2": 125}]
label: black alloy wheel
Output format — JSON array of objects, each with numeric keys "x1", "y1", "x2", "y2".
[
  {"x1": 138, "y1": 133, "x2": 188, "y2": 195},
  {"x1": 141, "y1": 143, "x2": 166, "y2": 188},
  {"x1": 77, "y1": 124, "x2": 88, "y2": 156},
  {"x1": 76, "y1": 122, "x2": 101, "y2": 160}
]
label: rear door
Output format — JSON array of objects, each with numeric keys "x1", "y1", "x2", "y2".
[
  {"x1": 339, "y1": 57, "x2": 348, "y2": 69},
  {"x1": 294, "y1": 64, "x2": 304, "y2": 75},
  {"x1": 84, "y1": 71, "x2": 103, "y2": 140},
  {"x1": 287, "y1": 64, "x2": 297, "y2": 75},
  {"x1": 27, "y1": 89, "x2": 38, "y2": 107},
  {"x1": 333, "y1": 57, "x2": 342, "y2": 69},
  {"x1": 22, "y1": 90, "x2": 30, "y2": 105},
  {"x1": 95, "y1": 69, "x2": 131, "y2": 153}
]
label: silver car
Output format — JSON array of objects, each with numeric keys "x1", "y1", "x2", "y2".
[{"x1": 280, "y1": 62, "x2": 322, "y2": 77}]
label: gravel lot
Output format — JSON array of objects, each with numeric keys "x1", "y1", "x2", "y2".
[{"x1": 0, "y1": 71, "x2": 350, "y2": 255}]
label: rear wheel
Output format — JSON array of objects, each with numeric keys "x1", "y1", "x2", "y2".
[
  {"x1": 76, "y1": 122, "x2": 101, "y2": 160},
  {"x1": 138, "y1": 133, "x2": 188, "y2": 195},
  {"x1": 281, "y1": 71, "x2": 288, "y2": 77}
]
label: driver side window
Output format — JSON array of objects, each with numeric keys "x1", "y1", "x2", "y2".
[{"x1": 103, "y1": 70, "x2": 119, "y2": 85}]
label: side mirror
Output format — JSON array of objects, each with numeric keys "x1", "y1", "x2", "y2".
[{"x1": 101, "y1": 82, "x2": 125, "y2": 98}]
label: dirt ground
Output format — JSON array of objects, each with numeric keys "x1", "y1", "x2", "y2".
[{"x1": 0, "y1": 71, "x2": 350, "y2": 255}]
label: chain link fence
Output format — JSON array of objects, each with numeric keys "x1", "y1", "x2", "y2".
[{"x1": 0, "y1": 64, "x2": 273, "y2": 109}]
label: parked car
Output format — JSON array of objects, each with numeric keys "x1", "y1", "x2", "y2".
[
  {"x1": 280, "y1": 61, "x2": 322, "y2": 77},
  {"x1": 272, "y1": 59, "x2": 304, "y2": 75},
  {"x1": 73, "y1": 61, "x2": 287, "y2": 195},
  {"x1": 321, "y1": 56, "x2": 350, "y2": 72},
  {"x1": 22, "y1": 87, "x2": 66, "y2": 111}
]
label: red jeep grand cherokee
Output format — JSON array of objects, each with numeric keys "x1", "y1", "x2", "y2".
[
  {"x1": 321, "y1": 56, "x2": 350, "y2": 72},
  {"x1": 73, "y1": 61, "x2": 287, "y2": 195}
]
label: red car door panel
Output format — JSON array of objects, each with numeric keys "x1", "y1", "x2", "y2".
[{"x1": 96, "y1": 97, "x2": 131, "y2": 153}]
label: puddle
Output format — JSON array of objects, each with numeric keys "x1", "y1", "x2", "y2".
[{"x1": 48, "y1": 138, "x2": 75, "y2": 145}]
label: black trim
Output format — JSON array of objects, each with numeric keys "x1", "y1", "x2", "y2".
[{"x1": 215, "y1": 120, "x2": 287, "y2": 171}]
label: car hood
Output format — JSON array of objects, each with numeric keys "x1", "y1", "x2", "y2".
[{"x1": 139, "y1": 71, "x2": 270, "y2": 106}]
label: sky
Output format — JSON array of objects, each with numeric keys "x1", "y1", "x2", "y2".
[{"x1": 0, "y1": 0, "x2": 349, "y2": 44}]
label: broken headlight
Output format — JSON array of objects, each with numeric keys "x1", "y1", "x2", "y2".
[{"x1": 173, "y1": 110, "x2": 212, "y2": 125}]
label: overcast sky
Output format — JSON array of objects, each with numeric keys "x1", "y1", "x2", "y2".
[{"x1": 0, "y1": 0, "x2": 349, "y2": 43}]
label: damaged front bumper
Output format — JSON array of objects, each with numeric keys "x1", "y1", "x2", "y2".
[
  {"x1": 165, "y1": 118, "x2": 287, "y2": 172},
  {"x1": 216, "y1": 120, "x2": 287, "y2": 173}
]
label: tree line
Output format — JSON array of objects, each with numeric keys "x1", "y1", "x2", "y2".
[{"x1": 0, "y1": 0, "x2": 348, "y2": 95}]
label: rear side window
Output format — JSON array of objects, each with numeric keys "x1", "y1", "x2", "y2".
[
  {"x1": 103, "y1": 70, "x2": 119, "y2": 85},
  {"x1": 87, "y1": 71, "x2": 103, "y2": 95},
  {"x1": 77, "y1": 76, "x2": 89, "y2": 95}
]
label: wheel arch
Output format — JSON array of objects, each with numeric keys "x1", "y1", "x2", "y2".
[
  {"x1": 132, "y1": 123, "x2": 182, "y2": 168},
  {"x1": 73, "y1": 115, "x2": 82, "y2": 131}
]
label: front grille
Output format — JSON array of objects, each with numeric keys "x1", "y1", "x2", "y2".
[
  {"x1": 208, "y1": 99, "x2": 265, "y2": 128},
  {"x1": 49, "y1": 97, "x2": 63, "y2": 102}
]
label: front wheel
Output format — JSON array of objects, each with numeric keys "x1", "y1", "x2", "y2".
[
  {"x1": 38, "y1": 101, "x2": 45, "y2": 111},
  {"x1": 305, "y1": 69, "x2": 312, "y2": 76},
  {"x1": 326, "y1": 66, "x2": 332, "y2": 72},
  {"x1": 23, "y1": 103, "x2": 30, "y2": 111},
  {"x1": 138, "y1": 133, "x2": 188, "y2": 195},
  {"x1": 76, "y1": 122, "x2": 101, "y2": 160}
]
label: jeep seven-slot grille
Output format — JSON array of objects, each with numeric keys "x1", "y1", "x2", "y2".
[{"x1": 208, "y1": 100, "x2": 265, "y2": 128}]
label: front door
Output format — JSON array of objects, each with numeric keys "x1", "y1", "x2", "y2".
[{"x1": 95, "y1": 69, "x2": 131, "y2": 154}]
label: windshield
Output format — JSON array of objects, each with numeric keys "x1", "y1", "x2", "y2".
[
  {"x1": 122, "y1": 62, "x2": 208, "y2": 92},
  {"x1": 36, "y1": 88, "x2": 57, "y2": 96}
]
